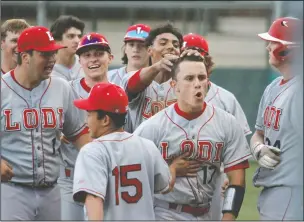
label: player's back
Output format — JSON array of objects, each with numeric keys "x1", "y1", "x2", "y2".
[{"x1": 73, "y1": 131, "x2": 170, "y2": 220}]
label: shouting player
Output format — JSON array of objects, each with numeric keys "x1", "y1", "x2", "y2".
[
  {"x1": 58, "y1": 32, "x2": 113, "y2": 220},
  {"x1": 122, "y1": 23, "x2": 202, "y2": 132},
  {"x1": 250, "y1": 17, "x2": 303, "y2": 220},
  {"x1": 1, "y1": 26, "x2": 90, "y2": 220},
  {"x1": 108, "y1": 23, "x2": 151, "y2": 86},
  {"x1": 1, "y1": 19, "x2": 30, "y2": 74},
  {"x1": 134, "y1": 55, "x2": 251, "y2": 220},
  {"x1": 182, "y1": 33, "x2": 252, "y2": 220},
  {"x1": 50, "y1": 15, "x2": 85, "y2": 81},
  {"x1": 72, "y1": 82, "x2": 181, "y2": 220}
]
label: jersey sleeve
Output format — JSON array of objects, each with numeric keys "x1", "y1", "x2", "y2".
[
  {"x1": 62, "y1": 83, "x2": 88, "y2": 140},
  {"x1": 222, "y1": 114, "x2": 252, "y2": 171},
  {"x1": 73, "y1": 143, "x2": 109, "y2": 203},
  {"x1": 147, "y1": 140, "x2": 171, "y2": 193},
  {"x1": 121, "y1": 70, "x2": 146, "y2": 104}
]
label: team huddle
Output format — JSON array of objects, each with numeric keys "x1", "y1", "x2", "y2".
[{"x1": 0, "y1": 15, "x2": 303, "y2": 221}]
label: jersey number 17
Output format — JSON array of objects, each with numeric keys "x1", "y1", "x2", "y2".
[{"x1": 112, "y1": 164, "x2": 143, "y2": 205}]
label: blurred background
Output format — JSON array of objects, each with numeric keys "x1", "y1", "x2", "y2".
[{"x1": 1, "y1": 1, "x2": 303, "y2": 220}]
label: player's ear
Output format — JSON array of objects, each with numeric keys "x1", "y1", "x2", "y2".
[{"x1": 147, "y1": 46, "x2": 153, "y2": 57}]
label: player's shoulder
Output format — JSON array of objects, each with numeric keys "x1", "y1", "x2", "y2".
[
  {"x1": 264, "y1": 76, "x2": 283, "y2": 92},
  {"x1": 50, "y1": 75, "x2": 70, "y2": 87},
  {"x1": 211, "y1": 103, "x2": 237, "y2": 122},
  {"x1": 211, "y1": 82, "x2": 237, "y2": 100},
  {"x1": 69, "y1": 77, "x2": 82, "y2": 87}
]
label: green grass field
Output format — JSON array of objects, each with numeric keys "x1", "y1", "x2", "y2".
[{"x1": 237, "y1": 161, "x2": 262, "y2": 220}]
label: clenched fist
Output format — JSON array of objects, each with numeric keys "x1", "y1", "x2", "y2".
[{"x1": 1, "y1": 159, "x2": 14, "y2": 182}]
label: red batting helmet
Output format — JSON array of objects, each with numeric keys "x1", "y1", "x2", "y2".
[
  {"x1": 182, "y1": 33, "x2": 209, "y2": 56},
  {"x1": 76, "y1": 33, "x2": 111, "y2": 56},
  {"x1": 74, "y1": 82, "x2": 128, "y2": 114},
  {"x1": 258, "y1": 17, "x2": 303, "y2": 60},
  {"x1": 124, "y1": 24, "x2": 151, "y2": 42}
]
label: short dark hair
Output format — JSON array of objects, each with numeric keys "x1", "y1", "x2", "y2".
[
  {"x1": 145, "y1": 23, "x2": 183, "y2": 48},
  {"x1": 50, "y1": 15, "x2": 85, "y2": 41},
  {"x1": 171, "y1": 55, "x2": 207, "y2": 80},
  {"x1": 121, "y1": 45, "x2": 128, "y2": 65},
  {"x1": 17, "y1": 50, "x2": 33, "y2": 65},
  {"x1": 96, "y1": 110, "x2": 127, "y2": 129}
]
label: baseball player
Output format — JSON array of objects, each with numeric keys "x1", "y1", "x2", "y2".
[
  {"x1": 133, "y1": 54, "x2": 251, "y2": 220},
  {"x1": 72, "y1": 82, "x2": 179, "y2": 220},
  {"x1": 50, "y1": 15, "x2": 85, "y2": 81},
  {"x1": 1, "y1": 26, "x2": 90, "y2": 220},
  {"x1": 58, "y1": 32, "x2": 113, "y2": 220},
  {"x1": 182, "y1": 33, "x2": 252, "y2": 220},
  {"x1": 1, "y1": 19, "x2": 30, "y2": 75},
  {"x1": 250, "y1": 17, "x2": 303, "y2": 220},
  {"x1": 107, "y1": 23, "x2": 151, "y2": 86},
  {"x1": 121, "y1": 23, "x2": 202, "y2": 132}
]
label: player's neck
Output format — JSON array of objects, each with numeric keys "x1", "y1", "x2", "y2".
[
  {"x1": 154, "y1": 70, "x2": 172, "y2": 84},
  {"x1": 14, "y1": 66, "x2": 41, "y2": 89},
  {"x1": 1, "y1": 55, "x2": 16, "y2": 73},
  {"x1": 84, "y1": 74, "x2": 109, "y2": 88},
  {"x1": 177, "y1": 101, "x2": 205, "y2": 115},
  {"x1": 278, "y1": 64, "x2": 293, "y2": 80},
  {"x1": 56, "y1": 51, "x2": 76, "y2": 68},
  {"x1": 98, "y1": 127, "x2": 124, "y2": 138}
]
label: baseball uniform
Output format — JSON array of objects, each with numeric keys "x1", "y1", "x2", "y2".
[
  {"x1": 253, "y1": 76, "x2": 303, "y2": 220},
  {"x1": 51, "y1": 55, "x2": 85, "y2": 81},
  {"x1": 57, "y1": 77, "x2": 89, "y2": 220},
  {"x1": 73, "y1": 130, "x2": 171, "y2": 220},
  {"x1": 1, "y1": 70, "x2": 88, "y2": 220},
  {"x1": 206, "y1": 81, "x2": 251, "y2": 220},
  {"x1": 133, "y1": 102, "x2": 251, "y2": 220},
  {"x1": 107, "y1": 66, "x2": 126, "y2": 87},
  {"x1": 122, "y1": 70, "x2": 177, "y2": 132}
]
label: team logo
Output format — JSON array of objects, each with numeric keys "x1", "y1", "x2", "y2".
[
  {"x1": 281, "y1": 21, "x2": 288, "y2": 27},
  {"x1": 87, "y1": 35, "x2": 91, "y2": 40},
  {"x1": 182, "y1": 41, "x2": 188, "y2": 48},
  {"x1": 136, "y1": 27, "x2": 142, "y2": 34}
]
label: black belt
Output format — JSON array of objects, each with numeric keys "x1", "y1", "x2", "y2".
[{"x1": 5, "y1": 181, "x2": 57, "y2": 189}]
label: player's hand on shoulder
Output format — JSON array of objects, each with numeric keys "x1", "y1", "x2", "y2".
[
  {"x1": 252, "y1": 142, "x2": 281, "y2": 169},
  {"x1": 1, "y1": 159, "x2": 14, "y2": 182},
  {"x1": 152, "y1": 54, "x2": 179, "y2": 72},
  {"x1": 170, "y1": 152, "x2": 201, "y2": 177}
]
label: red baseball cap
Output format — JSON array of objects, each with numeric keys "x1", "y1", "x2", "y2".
[
  {"x1": 258, "y1": 17, "x2": 303, "y2": 45},
  {"x1": 76, "y1": 33, "x2": 111, "y2": 55},
  {"x1": 74, "y1": 82, "x2": 128, "y2": 114},
  {"x1": 124, "y1": 24, "x2": 151, "y2": 42},
  {"x1": 18, "y1": 26, "x2": 66, "y2": 52},
  {"x1": 182, "y1": 33, "x2": 209, "y2": 56}
]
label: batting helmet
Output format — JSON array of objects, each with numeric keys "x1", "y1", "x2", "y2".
[
  {"x1": 124, "y1": 24, "x2": 151, "y2": 42},
  {"x1": 76, "y1": 33, "x2": 111, "y2": 56},
  {"x1": 182, "y1": 33, "x2": 209, "y2": 56},
  {"x1": 258, "y1": 17, "x2": 303, "y2": 60}
]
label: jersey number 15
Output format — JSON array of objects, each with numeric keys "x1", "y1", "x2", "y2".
[{"x1": 112, "y1": 164, "x2": 143, "y2": 205}]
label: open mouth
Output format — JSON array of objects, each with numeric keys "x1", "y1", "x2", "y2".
[
  {"x1": 44, "y1": 64, "x2": 54, "y2": 72},
  {"x1": 195, "y1": 92, "x2": 203, "y2": 98},
  {"x1": 88, "y1": 65, "x2": 101, "y2": 70}
]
